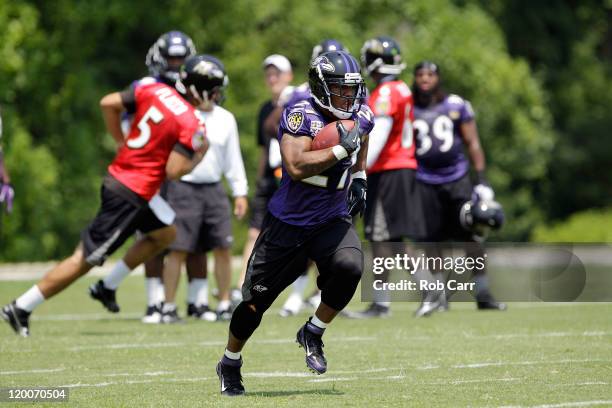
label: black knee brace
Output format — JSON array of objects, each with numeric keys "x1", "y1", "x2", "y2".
[
  {"x1": 320, "y1": 247, "x2": 363, "y2": 311},
  {"x1": 229, "y1": 301, "x2": 265, "y2": 341}
]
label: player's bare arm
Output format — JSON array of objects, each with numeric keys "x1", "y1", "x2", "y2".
[
  {"x1": 100, "y1": 92, "x2": 126, "y2": 146},
  {"x1": 280, "y1": 134, "x2": 340, "y2": 180},
  {"x1": 461, "y1": 120, "x2": 486, "y2": 172}
]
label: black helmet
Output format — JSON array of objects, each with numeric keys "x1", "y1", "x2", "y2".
[
  {"x1": 308, "y1": 50, "x2": 366, "y2": 119},
  {"x1": 145, "y1": 31, "x2": 196, "y2": 85},
  {"x1": 175, "y1": 55, "x2": 229, "y2": 105},
  {"x1": 311, "y1": 39, "x2": 348, "y2": 60},
  {"x1": 460, "y1": 199, "x2": 505, "y2": 240},
  {"x1": 361, "y1": 36, "x2": 406, "y2": 76}
]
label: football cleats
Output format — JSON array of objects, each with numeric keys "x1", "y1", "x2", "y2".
[
  {"x1": 460, "y1": 198, "x2": 505, "y2": 240},
  {"x1": 309, "y1": 51, "x2": 366, "y2": 119},
  {"x1": 175, "y1": 55, "x2": 229, "y2": 107},
  {"x1": 311, "y1": 39, "x2": 348, "y2": 60},
  {"x1": 145, "y1": 31, "x2": 196, "y2": 85},
  {"x1": 361, "y1": 36, "x2": 406, "y2": 76}
]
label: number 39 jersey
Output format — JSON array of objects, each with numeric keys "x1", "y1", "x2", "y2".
[
  {"x1": 367, "y1": 80, "x2": 416, "y2": 173},
  {"x1": 268, "y1": 97, "x2": 374, "y2": 227},
  {"x1": 108, "y1": 82, "x2": 206, "y2": 201},
  {"x1": 413, "y1": 94, "x2": 474, "y2": 185}
]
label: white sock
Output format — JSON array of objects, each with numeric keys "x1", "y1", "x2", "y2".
[
  {"x1": 145, "y1": 278, "x2": 162, "y2": 306},
  {"x1": 292, "y1": 274, "x2": 309, "y2": 295},
  {"x1": 310, "y1": 315, "x2": 328, "y2": 329},
  {"x1": 15, "y1": 285, "x2": 45, "y2": 312},
  {"x1": 156, "y1": 280, "x2": 165, "y2": 305},
  {"x1": 102, "y1": 260, "x2": 132, "y2": 290},
  {"x1": 188, "y1": 279, "x2": 208, "y2": 306},
  {"x1": 217, "y1": 299, "x2": 231, "y2": 312},
  {"x1": 224, "y1": 349, "x2": 241, "y2": 360},
  {"x1": 374, "y1": 301, "x2": 391, "y2": 307}
]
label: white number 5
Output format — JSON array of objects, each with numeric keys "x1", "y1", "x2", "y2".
[{"x1": 127, "y1": 106, "x2": 164, "y2": 149}]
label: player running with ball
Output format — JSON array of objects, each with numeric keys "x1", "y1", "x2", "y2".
[{"x1": 215, "y1": 50, "x2": 374, "y2": 396}]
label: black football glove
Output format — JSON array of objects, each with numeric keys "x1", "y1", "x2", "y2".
[
  {"x1": 336, "y1": 119, "x2": 361, "y2": 156},
  {"x1": 347, "y1": 177, "x2": 367, "y2": 217}
]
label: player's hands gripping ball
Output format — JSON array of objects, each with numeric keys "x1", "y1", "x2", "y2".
[{"x1": 337, "y1": 118, "x2": 361, "y2": 155}]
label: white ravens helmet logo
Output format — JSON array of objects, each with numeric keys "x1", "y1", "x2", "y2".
[{"x1": 311, "y1": 56, "x2": 335, "y2": 72}]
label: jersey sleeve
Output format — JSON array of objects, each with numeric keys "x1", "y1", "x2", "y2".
[
  {"x1": 460, "y1": 99, "x2": 475, "y2": 122},
  {"x1": 370, "y1": 84, "x2": 399, "y2": 117},
  {"x1": 176, "y1": 111, "x2": 207, "y2": 157},
  {"x1": 279, "y1": 105, "x2": 312, "y2": 138},
  {"x1": 120, "y1": 85, "x2": 137, "y2": 114}
]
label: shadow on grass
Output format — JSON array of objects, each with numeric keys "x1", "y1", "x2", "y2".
[{"x1": 247, "y1": 388, "x2": 344, "y2": 397}]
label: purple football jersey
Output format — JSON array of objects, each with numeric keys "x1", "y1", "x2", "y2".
[
  {"x1": 413, "y1": 94, "x2": 474, "y2": 184},
  {"x1": 284, "y1": 83, "x2": 312, "y2": 109},
  {"x1": 268, "y1": 98, "x2": 374, "y2": 226}
]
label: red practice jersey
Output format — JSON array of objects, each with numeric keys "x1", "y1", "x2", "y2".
[
  {"x1": 108, "y1": 82, "x2": 206, "y2": 200},
  {"x1": 367, "y1": 80, "x2": 417, "y2": 173}
]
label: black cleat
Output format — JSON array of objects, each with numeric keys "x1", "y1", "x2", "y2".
[
  {"x1": 1, "y1": 301, "x2": 31, "y2": 337},
  {"x1": 476, "y1": 292, "x2": 507, "y2": 311},
  {"x1": 414, "y1": 290, "x2": 445, "y2": 318},
  {"x1": 187, "y1": 303, "x2": 217, "y2": 321},
  {"x1": 89, "y1": 280, "x2": 120, "y2": 313},
  {"x1": 216, "y1": 358, "x2": 245, "y2": 396},
  {"x1": 141, "y1": 304, "x2": 163, "y2": 324},
  {"x1": 296, "y1": 323, "x2": 327, "y2": 375},
  {"x1": 161, "y1": 305, "x2": 183, "y2": 324},
  {"x1": 216, "y1": 307, "x2": 233, "y2": 322},
  {"x1": 344, "y1": 303, "x2": 391, "y2": 319}
]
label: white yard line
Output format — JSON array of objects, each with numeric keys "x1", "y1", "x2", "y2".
[
  {"x1": 0, "y1": 367, "x2": 65, "y2": 375},
  {"x1": 67, "y1": 336, "x2": 375, "y2": 352},
  {"x1": 453, "y1": 358, "x2": 608, "y2": 369}
]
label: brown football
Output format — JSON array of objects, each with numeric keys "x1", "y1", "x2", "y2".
[{"x1": 311, "y1": 120, "x2": 355, "y2": 151}]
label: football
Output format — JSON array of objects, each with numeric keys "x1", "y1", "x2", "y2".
[{"x1": 311, "y1": 119, "x2": 355, "y2": 150}]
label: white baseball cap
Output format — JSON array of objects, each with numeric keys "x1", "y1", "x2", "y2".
[{"x1": 262, "y1": 54, "x2": 292, "y2": 73}]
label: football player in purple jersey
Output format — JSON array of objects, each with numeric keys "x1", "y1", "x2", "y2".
[
  {"x1": 0, "y1": 109, "x2": 14, "y2": 217},
  {"x1": 216, "y1": 51, "x2": 374, "y2": 396},
  {"x1": 412, "y1": 61, "x2": 506, "y2": 315}
]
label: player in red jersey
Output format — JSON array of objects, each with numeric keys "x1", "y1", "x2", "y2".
[
  {"x1": 1, "y1": 55, "x2": 212, "y2": 337},
  {"x1": 345, "y1": 36, "x2": 424, "y2": 319}
]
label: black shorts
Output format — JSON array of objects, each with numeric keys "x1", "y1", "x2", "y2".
[
  {"x1": 82, "y1": 175, "x2": 170, "y2": 266},
  {"x1": 165, "y1": 180, "x2": 233, "y2": 253},
  {"x1": 248, "y1": 178, "x2": 278, "y2": 230},
  {"x1": 418, "y1": 174, "x2": 473, "y2": 241},
  {"x1": 242, "y1": 213, "x2": 362, "y2": 308},
  {"x1": 364, "y1": 168, "x2": 425, "y2": 241}
]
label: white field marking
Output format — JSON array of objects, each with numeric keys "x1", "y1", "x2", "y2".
[
  {"x1": 67, "y1": 336, "x2": 375, "y2": 352},
  {"x1": 100, "y1": 371, "x2": 173, "y2": 377},
  {"x1": 33, "y1": 313, "x2": 142, "y2": 321},
  {"x1": 247, "y1": 367, "x2": 399, "y2": 378},
  {"x1": 500, "y1": 401, "x2": 612, "y2": 408},
  {"x1": 0, "y1": 368, "x2": 65, "y2": 375},
  {"x1": 463, "y1": 331, "x2": 611, "y2": 340},
  {"x1": 417, "y1": 364, "x2": 441, "y2": 370},
  {"x1": 308, "y1": 377, "x2": 356, "y2": 383},
  {"x1": 453, "y1": 358, "x2": 609, "y2": 369}
]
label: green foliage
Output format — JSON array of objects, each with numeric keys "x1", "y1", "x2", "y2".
[{"x1": 532, "y1": 207, "x2": 612, "y2": 242}]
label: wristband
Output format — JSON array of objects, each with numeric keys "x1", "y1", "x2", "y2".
[
  {"x1": 476, "y1": 170, "x2": 487, "y2": 185},
  {"x1": 352, "y1": 170, "x2": 367, "y2": 180},
  {"x1": 332, "y1": 145, "x2": 348, "y2": 160}
]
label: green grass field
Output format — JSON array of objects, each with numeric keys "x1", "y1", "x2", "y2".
[{"x1": 1, "y1": 275, "x2": 611, "y2": 407}]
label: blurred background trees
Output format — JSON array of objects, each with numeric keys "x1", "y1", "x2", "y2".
[{"x1": 0, "y1": 0, "x2": 610, "y2": 260}]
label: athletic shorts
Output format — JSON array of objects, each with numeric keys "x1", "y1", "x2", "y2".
[
  {"x1": 165, "y1": 180, "x2": 233, "y2": 253},
  {"x1": 364, "y1": 168, "x2": 425, "y2": 242},
  {"x1": 81, "y1": 175, "x2": 171, "y2": 266},
  {"x1": 248, "y1": 178, "x2": 278, "y2": 230},
  {"x1": 417, "y1": 173, "x2": 473, "y2": 241},
  {"x1": 242, "y1": 212, "x2": 362, "y2": 308}
]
